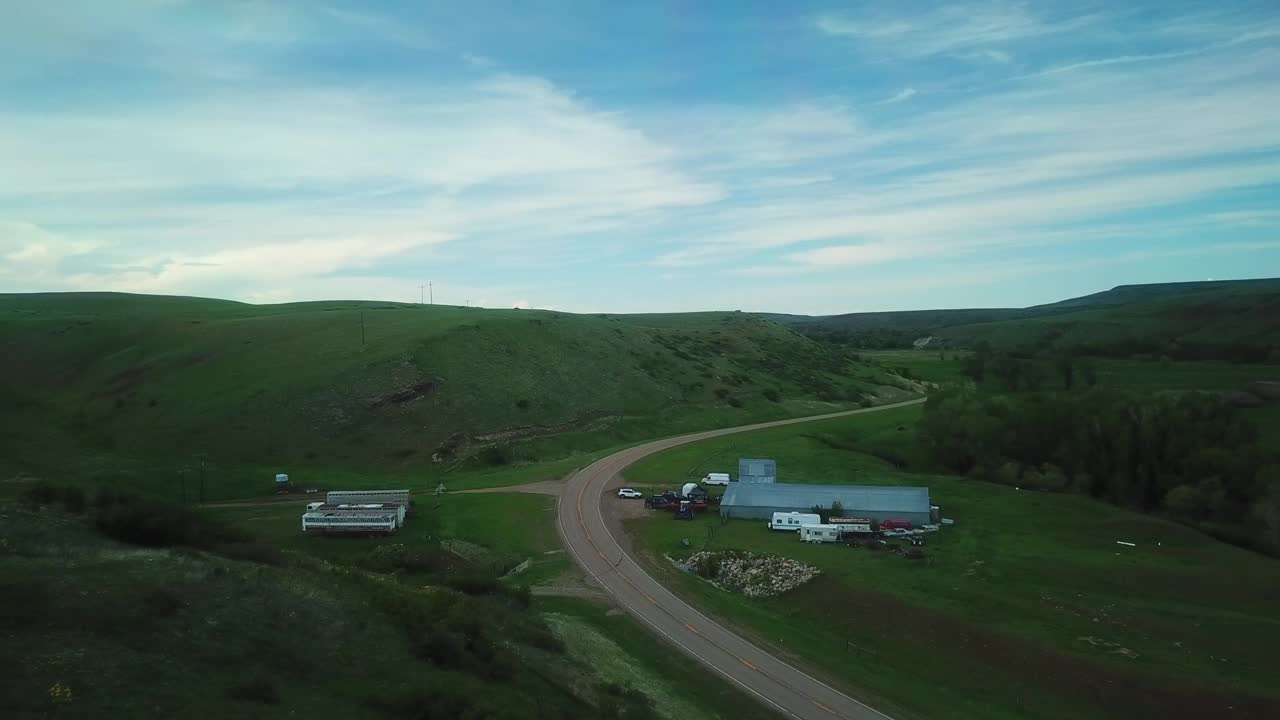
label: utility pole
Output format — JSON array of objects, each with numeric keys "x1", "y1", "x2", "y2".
[
  {"x1": 196, "y1": 453, "x2": 207, "y2": 504},
  {"x1": 419, "y1": 284, "x2": 424, "y2": 304},
  {"x1": 429, "y1": 282, "x2": 433, "y2": 304},
  {"x1": 360, "y1": 311, "x2": 366, "y2": 347}
]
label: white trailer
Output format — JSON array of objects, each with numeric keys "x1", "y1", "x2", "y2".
[
  {"x1": 701, "y1": 472, "x2": 731, "y2": 486},
  {"x1": 306, "y1": 502, "x2": 406, "y2": 527},
  {"x1": 325, "y1": 489, "x2": 411, "y2": 509},
  {"x1": 302, "y1": 513, "x2": 397, "y2": 534},
  {"x1": 302, "y1": 503, "x2": 405, "y2": 534},
  {"x1": 768, "y1": 512, "x2": 822, "y2": 531},
  {"x1": 829, "y1": 517, "x2": 874, "y2": 534},
  {"x1": 799, "y1": 525, "x2": 842, "y2": 543}
]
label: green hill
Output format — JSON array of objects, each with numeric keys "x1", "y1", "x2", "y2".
[
  {"x1": 0, "y1": 293, "x2": 908, "y2": 498},
  {"x1": 939, "y1": 281, "x2": 1280, "y2": 361},
  {"x1": 769, "y1": 278, "x2": 1280, "y2": 357}
]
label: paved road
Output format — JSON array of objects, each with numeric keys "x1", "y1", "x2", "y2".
[{"x1": 556, "y1": 399, "x2": 925, "y2": 720}]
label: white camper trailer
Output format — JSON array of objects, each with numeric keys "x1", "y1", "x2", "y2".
[
  {"x1": 799, "y1": 524, "x2": 842, "y2": 543},
  {"x1": 768, "y1": 512, "x2": 822, "y2": 531}
]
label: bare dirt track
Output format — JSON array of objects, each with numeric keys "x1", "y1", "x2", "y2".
[{"x1": 557, "y1": 399, "x2": 926, "y2": 720}]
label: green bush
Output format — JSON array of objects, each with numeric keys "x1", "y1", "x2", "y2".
[
  {"x1": 94, "y1": 497, "x2": 245, "y2": 549},
  {"x1": 597, "y1": 682, "x2": 658, "y2": 720},
  {"x1": 18, "y1": 480, "x2": 58, "y2": 508},
  {"x1": 225, "y1": 677, "x2": 279, "y2": 705},
  {"x1": 214, "y1": 541, "x2": 286, "y2": 566},
  {"x1": 763, "y1": 388, "x2": 781, "y2": 402},
  {"x1": 60, "y1": 485, "x2": 86, "y2": 514}
]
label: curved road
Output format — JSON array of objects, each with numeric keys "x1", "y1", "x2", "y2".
[{"x1": 556, "y1": 398, "x2": 924, "y2": 720}]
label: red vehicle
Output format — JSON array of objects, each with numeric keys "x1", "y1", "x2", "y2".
[{"x1": 880, "y1": 518, "x2": 912, "y2": 531}]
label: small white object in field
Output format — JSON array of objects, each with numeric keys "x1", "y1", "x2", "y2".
[{"x1": 1116, "y1": 541, "x2": 1136, "y2": 547}]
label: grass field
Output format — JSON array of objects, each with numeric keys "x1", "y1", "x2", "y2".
[
  {"x1": 210, "y1": 491, "x2": 571, "y2": 586},
  {"x1": 0, "y1": 498, "x2": 781, "y2": 720},
  {"x1": 623, "y1": 409, "x2": 1280, "y2": 720},
  {"x1": 0, "y1": 292, "x2": 908, "y2": 500}
]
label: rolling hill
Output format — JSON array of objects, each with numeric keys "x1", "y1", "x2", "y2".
[
  {"x1": 0, "y1": 293, "x2": 910, "y2": 498},
  {"x1": 771, "y1": 278, "x2": 1280, "y2": 358}
]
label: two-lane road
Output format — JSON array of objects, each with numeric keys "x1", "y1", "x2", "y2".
[{"x1": 556, "y1": 398, "x2": 924, "y2": 720}]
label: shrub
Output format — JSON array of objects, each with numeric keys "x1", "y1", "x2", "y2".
[
  {"x1": 713, "y1": 387, "x2": 729, "y2": 399},
  {"x1": 694, "y1": 553, "x2": 721, "y2": 579},
  {"x1": 727, "y1": 397, "x2": 743, "y2": 408},
  {"x1": 60, "y1": 485, "x2": 86, "y2": 514},
  {"x1": 226, "y1": 678, "x2": 279, "y2": 705},
  {"x1": 447, "y1": 571, "x2": 500, "y2": 596},
  {"x1": 597, "y1": 682, "x2": 658, "y2": 720},
  {"x1": 515, "y1": 398, "x2": 530, "y2": 410},
  {"x1": 94, "y1": 497, "x2": 245, "y2": 549},
  {"x1": 142, "y1": 587, "x2": 186, "y2": 618},
  {"x1": 214, "y1": 541, "x2": 286, "y2": 566},
  {"x1": 763, "y1": 388, "x2": 781, "y2": 402},
  {"x1": 478, "y1": 445, "x2": 514, "y2": 466},
  {"x1": 19, "y1": 480, "x2": 58, "y2": 508},
  {"x1": 92, "y1": 486, "x2": 134, "y2": 510}
]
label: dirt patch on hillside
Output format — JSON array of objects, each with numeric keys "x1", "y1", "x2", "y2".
[
  {"x1": 367, "y1": 379, "x2": 438, "y2": 411},
  {"x1": 791, "y1": 576, "x2": 1280, "y2": 720}
]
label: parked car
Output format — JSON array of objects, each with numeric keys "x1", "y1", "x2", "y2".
[
  {"x1": 644, "y1": 496, "x2": 674, "y2": 509},
  {"x1": 617, "y1": 488, "x2": 643, "y2": 499}
]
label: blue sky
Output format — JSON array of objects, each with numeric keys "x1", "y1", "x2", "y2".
[{"x1": 1, "y1": 0, "x2": 1277, "y2": 313}]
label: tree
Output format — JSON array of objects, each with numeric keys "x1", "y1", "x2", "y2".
[
  {"x1": 1055, "y1": 352, "x2": 1076, "y2": 390},
  {"x1": 829, "y1": 500, "x2": 845, "y2": 519},
  {"x1": 1163, "y1": 484, "x2": 1202, "y2": 521}
]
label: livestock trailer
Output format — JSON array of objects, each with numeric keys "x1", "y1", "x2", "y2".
[
  {"x1": 302, "y1": 503, "x2": 405, "y2": 535},
  {"x1": 325, "y1": 489, "x2": 411, "y2": 510}
]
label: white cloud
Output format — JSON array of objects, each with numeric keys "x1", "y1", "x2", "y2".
[
  {"x1": 878, "y1": 88, "x2": 917, "y2": 104},
  {"x1": 0, "y1": 60, "x2": 723, "y2": 292},
  {"x1": 462, "y1": 53, "x2": 496, "y2": 68},
  {"x1": 816, "y1": 3, "x2": 1098, "y2": 59}
]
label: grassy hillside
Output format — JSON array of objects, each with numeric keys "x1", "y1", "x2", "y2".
[
  {"x1": 770, "y1": 278, "x2": 1280, "y2": 355},
  {"x1": 0, "y1": 495, "x2": 777, "y2": 720},
  {"x1": 938, "y1": 282, "x2": 1280, "y2": 361},
  {"x1": 623, "y1": 407, "x2": 1280, "y2": 720},
  {"x1": 0, "y1": 293, "x2": 908, "y2": 499},
  {"x1": 1031, "y1": 278, "x2": 1280, "y2": 310}
]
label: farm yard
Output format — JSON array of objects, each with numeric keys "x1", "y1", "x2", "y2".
[{"x1": 621, "y1": 409, "x2": 1280, "y2": 720}]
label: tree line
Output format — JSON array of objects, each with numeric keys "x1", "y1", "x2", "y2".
[{"x1": 918, "y1": 385, "x2": 1280, "y2": 555}]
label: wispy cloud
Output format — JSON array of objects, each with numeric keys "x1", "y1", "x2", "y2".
[
  {"x1": 816, "y1": 2, "x2": 1099, "y2": 59},
  {"x1": 1, "y1": 1, "x2": 1277, "y2": 312},
  {"x1": 877, "y1": 88, "x2": 917, "y2": 104}
]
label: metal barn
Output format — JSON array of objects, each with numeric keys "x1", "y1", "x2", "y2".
[
  {"x1": 738, "y1": 458, "x2": 777, "y2": 484},
  {"x1": 720, "y1": 483, "x2": 931, "y2": 525}
]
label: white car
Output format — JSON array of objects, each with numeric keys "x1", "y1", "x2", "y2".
[{"x1": 617, "y1": 488, "x2": 643, "y2": 499}]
